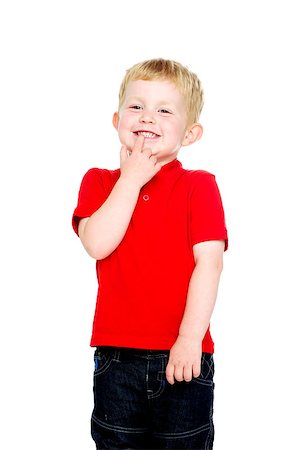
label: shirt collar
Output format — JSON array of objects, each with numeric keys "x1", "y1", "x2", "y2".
[{"x1": 157, "y1": 158, "x2": 182, "y2": 176}]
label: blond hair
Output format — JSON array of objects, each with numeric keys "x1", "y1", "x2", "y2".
[{"x1": 118, "y1": 58, "x2": 204, "y2": 126}]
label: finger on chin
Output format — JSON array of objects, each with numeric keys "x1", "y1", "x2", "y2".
[{"x1": 131, "y1": 134, "x2": 145, "y2": 152}]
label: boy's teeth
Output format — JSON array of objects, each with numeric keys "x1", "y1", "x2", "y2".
[{"x1": 137, "y1": 131, "x2": 157, "y2": 138}]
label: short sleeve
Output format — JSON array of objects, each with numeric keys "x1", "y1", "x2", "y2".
[
  {"x1": 72, "y1": 168, "x2": 109, "y2": 235},
  {"x1": 190, "y1": 172, "x2": 228, "y2": 250}
]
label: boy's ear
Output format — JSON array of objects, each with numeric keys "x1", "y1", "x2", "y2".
[
  {"x1": 181, "y1": 123, "x2": 203, "y2": 147},
  {"x1": 112, "y1": 112, "x2": 119, "y2": 130}
]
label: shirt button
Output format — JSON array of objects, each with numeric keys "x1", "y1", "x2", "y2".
[{"x1": 143, "y1": 194, "x2": 150, "y2": 201}]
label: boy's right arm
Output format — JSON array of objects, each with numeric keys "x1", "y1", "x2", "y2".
[{"x1": 78, "y1": 135, "x2": 161, "y2": 260}]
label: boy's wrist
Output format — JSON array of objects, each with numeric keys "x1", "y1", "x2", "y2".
[
  {"x1": 178, "y1": 329, "x2": 205, "y2": 343},
  {"x1": 118, "y1": 175, "x2": 142, "y2": 191}
]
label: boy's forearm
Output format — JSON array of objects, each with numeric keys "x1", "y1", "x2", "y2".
[
  {"x1": 179, "y1": 260, "x2": 223, "y2": 342},
  {"x1": 166, "y1": 242, "x2": 224, "y2": 384},
  {"x1": 80, "y1": 176, "x2": 140, "y2": 259}
]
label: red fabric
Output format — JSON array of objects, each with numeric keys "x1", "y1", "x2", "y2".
[{"x1": 72, "y1": 159, "x2": 228, "y2": 352}]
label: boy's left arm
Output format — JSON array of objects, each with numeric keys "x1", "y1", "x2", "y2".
[{"x1": 166, "y1": 240, "x2": 225, "y2": 385}]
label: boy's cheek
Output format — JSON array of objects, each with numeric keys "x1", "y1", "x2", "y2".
[
  {"x1": 117, "y1": 127, "x2": 128, "y2": 142},
  {"x1": 118, "y1": 132, "x2": 135, "y2": 150}
]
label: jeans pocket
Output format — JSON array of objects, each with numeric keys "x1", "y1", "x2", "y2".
[
  {"x1": 94, "y1": 349, "x2": 113, "y2": 376},
  {"x1": 192, "y1": 353, "x2": 214, "y2": 386}
]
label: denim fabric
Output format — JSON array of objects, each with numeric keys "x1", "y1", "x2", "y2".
[{"x1": 91, "y1": 347, "x2": 214, "y2": 450}]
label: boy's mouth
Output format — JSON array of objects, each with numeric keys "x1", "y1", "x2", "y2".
[{"x1": 133, "y1": 130, "x2": 161, "y2": 139}]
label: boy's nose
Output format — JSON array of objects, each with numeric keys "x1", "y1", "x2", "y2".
[{"x1": 139, "y1": 111, "x2": 156, "y2": 124}]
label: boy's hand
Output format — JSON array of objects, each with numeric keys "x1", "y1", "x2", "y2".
[
  {"x1": 166, "y1": 335, "x2": 202, "y2": 385},
  {"x1": 119, "y1": 135, "x2": 162, "y2": 189}
]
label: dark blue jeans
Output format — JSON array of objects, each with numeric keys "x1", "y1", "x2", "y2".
[{"x1": 91, "y1": 347, "x2": 215, "y2": 449}]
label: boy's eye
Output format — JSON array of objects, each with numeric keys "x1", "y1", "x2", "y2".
[
  {"x1": 130, "y1": 105, "x2": 142, "y2": 110},
  {"x1": 159, "y1": 108, "x2": 171, "y2": 114}
]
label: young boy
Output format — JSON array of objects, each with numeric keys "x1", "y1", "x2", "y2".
[{"x1": 72, "y1": 58, "x2": 228, "y2": 450}]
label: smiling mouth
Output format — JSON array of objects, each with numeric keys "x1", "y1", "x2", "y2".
[{"x1": 134, "y1": 131, "x2": 160, "y2": 139}]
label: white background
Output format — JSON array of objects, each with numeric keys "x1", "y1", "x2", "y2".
[{"x1": 1, "y1": 1, "x2": 298, "y2": 449}]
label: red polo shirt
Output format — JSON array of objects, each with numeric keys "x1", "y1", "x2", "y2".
[{"x1": 72, "y1": 159, "x2": 228, "y2": 352}]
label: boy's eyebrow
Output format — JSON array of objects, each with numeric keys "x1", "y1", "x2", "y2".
[{"x1": 125, "y1": 96, "x2": 144, "y2": 104}]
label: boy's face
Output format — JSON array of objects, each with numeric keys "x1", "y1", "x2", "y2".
[{"x1": 113, "y1": 80, "x2": 199, "y2": 165}]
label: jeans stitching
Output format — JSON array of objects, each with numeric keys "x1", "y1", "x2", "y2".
[
  {"x1": 204, "y1": 415, "x2": 214, "y2": 449},
  {"x1": 94, "y1": 355, "x2": 113, "y2": 376},
  {"x1": 205, "y1": 356, "x2": 214, "y2": 379},
  {"x1": 192, "y1": 354, "x2": 214, "y2": 386},
  {"x1": 91, "y1": 414, "x2": 149, "y2": 434},
  {"x1": 204, "y1": 377, "x2": 214, "y2": 449},
  {"x1": 148, "y1": 356, "x2": 166, "y2": 400},
  {"x1": 113, "y1": 349, "x2": 120, "y2": 362},
  {"x1": 153, "y1": 422, "x2": 211, "y2": 439}
]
